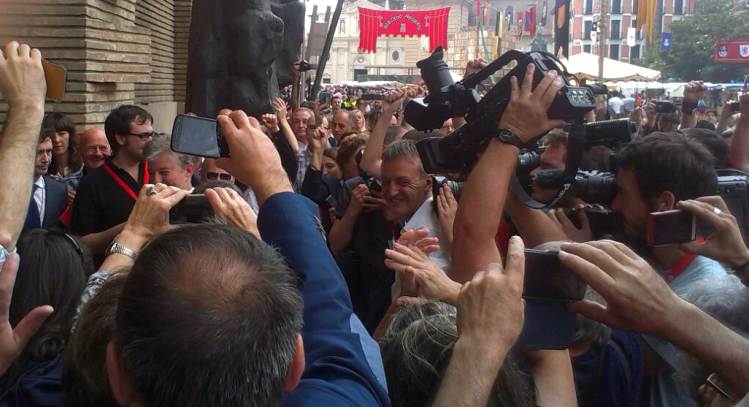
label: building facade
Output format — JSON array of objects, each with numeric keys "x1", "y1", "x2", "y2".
[
  {"x1": 0, "y1": 0, "x2": 192, "y2": 132},
  {"x1": 569, "y1": 0, "x2": 696, "y2": 62}
]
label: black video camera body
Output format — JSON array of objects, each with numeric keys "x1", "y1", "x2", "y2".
[{"x1": 407, "y1": 48, "x2": 597, "y2": 174}]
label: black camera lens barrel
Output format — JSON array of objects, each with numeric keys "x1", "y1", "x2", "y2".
[
  {"x1": 416, "y1": 47, "x2": 454, "y2": 102},
  {"x1": 582, "y1": 118, "x2": 635, "y2": 148}
]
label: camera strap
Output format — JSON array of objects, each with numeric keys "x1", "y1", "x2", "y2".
[{"x1": 102, "y1": 161, "x2": 150, "y2": 202}]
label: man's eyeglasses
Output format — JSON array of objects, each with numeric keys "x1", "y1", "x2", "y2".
[
  {"x1": 206, "y1": 172, "x2": 233, "y2": 181},
  {"x1": 128, "y1": 131, "x2": 159, "y2": 140}
]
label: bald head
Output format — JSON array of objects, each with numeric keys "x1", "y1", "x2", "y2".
[{"x1": 80, "y1": 127, "x2": 111, "y2": 171}]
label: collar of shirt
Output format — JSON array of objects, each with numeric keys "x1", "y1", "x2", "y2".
[{"x1": 34, "y1": 176, "x2": 45, "y2": 190}]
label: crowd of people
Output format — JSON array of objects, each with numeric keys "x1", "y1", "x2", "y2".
[{"x1": 2, "y1": 40, "x2": 749, "y2": 406}]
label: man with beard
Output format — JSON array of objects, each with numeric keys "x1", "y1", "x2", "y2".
[{"x1": 72, "y1": 105, "x2": 155, "y2": 256}]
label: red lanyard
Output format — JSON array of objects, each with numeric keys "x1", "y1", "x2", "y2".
[
  {"x1": 665, "y1": 236, "x2": 704, "y2": 283},
  {"x1": 101, "y1": 161, "x2": 149, "y2": 201}
]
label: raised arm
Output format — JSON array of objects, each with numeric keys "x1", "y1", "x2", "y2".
[
  {"x1": 433, "y1": 237, "x2": 526, "y2": 407},
  {"x1": 215, "y1": 111, "x2": 389, "y2": 405},
  {"x1": 451, "y1": 64, "x2": 566, "y2": 283},
  {"x1": 360, "y1": 89, "x2": 404, "y2": 178},
  {"x1": 273, "y1": 97, "x2": 300, "y2": 155},
  {"x1": 679, "y1": 81, "x2": 704, "y2": 130},
  {"x1": 0, "y1": 42, "x2": 46, "y2": 249}
]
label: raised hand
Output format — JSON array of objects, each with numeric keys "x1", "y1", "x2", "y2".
[
  {"x1": 216, "y1": 111, "x2": 292, "y2": 203},
  {"x1": 677, "y1": 196, "x2": 749, "y2": 268},
  {"x1": 547, "y1": 207, "x2": 592, "y2": 243},
  {"x1": 559, "y1": 240, "x2": 684, "y2": 336},
  {"x1": 261, "y1": 113, "x2": 280, "y2": 134},
  {"x1": 205, "y1": 187, "x2": 260, "y2": 239},
  {"x1": 0, "y1": 253, "x2": 53, "y2": 375},
  {"x1": 385, "y1": 242, "x2": 460, "y2": 304},
  {"x1": 0, "y1": 41, "x2": 46, "y2": 108},
  {"x1": 497, "y1": 64, "x2": 567, "y2": 144},
  {"x1": 124, "y1": 183, "x2": 189, "y2": 241},
  {"x1": 456, "y1": 236, "x2": 526, "y2": 349}
]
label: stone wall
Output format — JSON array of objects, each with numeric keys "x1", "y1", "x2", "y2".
[{"x1": 0, "y1": 0, "x2": 192, "y2": 132}]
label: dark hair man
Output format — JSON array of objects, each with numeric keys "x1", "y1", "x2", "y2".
[
  {"x1": 22, "y1": 131, "x2": 68, "y2": 232},
  {"x1": 105, "y1": 112, "x2": 389, "y2": 406},
  {"x1": 331, "y1": 110, "x2": 354, "y2": 143},
  {"x1": 71, "y1": 105, "x2": 155, "y2": 255}
]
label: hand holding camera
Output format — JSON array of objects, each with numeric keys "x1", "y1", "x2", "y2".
[
  {"x1": 560, "y1": 240, "x2": 686, "y2": 338},
  {"x1": 216, "y1": 111, "x2": 292, "y2": 204},
  {"x1": 677, "y1": 196, "x2": 749, "y2": 268},
  {"x1": 497, "y1": 64, "x2": 567, "y2": 144},
  {"x1": 384, "y1": 242, "x2": 460, "y2": 304},
  {"x1": 122, "y1": 183, "x2": 190, "y2": 244},
  {"x1": 382, "y1": 89, "x2": 406, "y2": 114},
  {"x1": 205, "y1": 187, "x2": 259, "y2": 239}
]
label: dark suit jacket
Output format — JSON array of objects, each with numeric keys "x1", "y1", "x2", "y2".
[
  {"x1": 23, "y1": 176, "x2": 68, "y2": 233},
  {"x1": 43, "y1": 176, "x2": 68, "y2": 229}
]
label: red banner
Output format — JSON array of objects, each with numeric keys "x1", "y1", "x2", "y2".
[
  {"x1": 714, "y1": 38, "x2": 749, "y2": 63},
  {"x1": 358, "y1": 7, "x2": 451, "y2": 53}
]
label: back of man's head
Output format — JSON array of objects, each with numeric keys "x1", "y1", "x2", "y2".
[
  {"x1": 113, "y1": 224, "x2": 303, "y2": 407},
  {"x1": 617, "y1": 132, "x2": 717, "y2": 201}
]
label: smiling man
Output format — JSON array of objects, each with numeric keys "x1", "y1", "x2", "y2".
[
  {"x1": 78, "y1": 127, "x2": 111, "y2": 174},
  {"x1": 144, "y1": 134, "x2": 195, "y2": 192}
]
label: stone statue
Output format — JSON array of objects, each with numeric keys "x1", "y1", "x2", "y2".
[{"x1": 186, "y1": 0, "x2": 305, "y2": 118}]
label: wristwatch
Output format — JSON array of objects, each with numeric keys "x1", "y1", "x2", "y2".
[
  {"x1": 494, "y1": 129, "x2": 525, "y2": 148},
  {"x1": 106, "y1": 242, "x2": 137, "y2": 260}
]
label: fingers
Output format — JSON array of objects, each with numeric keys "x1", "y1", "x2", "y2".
[
  {"x1": 204, "y1": 188, "x2": 225, "y2": 214},
  {"x1": 559, "y1": 245, "x2": 616, "y2": 295},
  {"x1": 520, "y1": 63, "x2": 535, "y2": 98},
  {"x1": 541, "y1": 73, "x2": 563, "y2": 109},
  {"x1": 217, "y1": 114, "x2": 239, "y2": 139},
  {"x1": 18, "y1": 44, "x2": 30, "y2": 59},
  {"x1": 585, "y1": 240, "x2": 634, "y2": 266},
  {"x1": 677, "y1": 199, "x2": 730, "y2": 229},
  {"x1": 4, "y1": 42, "x2": 19, "y2": 60},
  {"x1": 504, "y1": 236, "x2": 526, "y2": 289},
  {"x1": 567, "y1": 300, "x2": 612, "y2": 325},
  {"x1": 577, "y1": 208, "x2": 590, "y2": 229},
  {"x1": 12, "y1": 305, "x2": 54, "y2": 351},
  {"x1": 160, "y1": 188, "x2": 190, "y2": 208},
  {"x1": 0, "y1": 253, "x2": 20, "y2": 315},
  {"x1": 509, "y1": 76, "x2": 519, "y2": 102}
]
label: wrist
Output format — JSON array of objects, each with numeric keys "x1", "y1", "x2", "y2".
[
  {"x1": 9, "y1": 101, "x2": 44, "y2": 117},
  {"x1": 117, "y1": 227, "x2": 151, "y2": 251},
  {"x1": 654, "y1": 297, "x2": 696, "y2": 343},
  {"x1": 730, "y1": 248, "x2": 749, "y2": 268},
  {"x1": 455, "y1": 335, "x2": 509, "y2": 366},
  {"x1": 443, "y1": 281, "x2": 462, "y2": 305}
]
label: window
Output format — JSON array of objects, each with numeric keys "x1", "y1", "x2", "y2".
[
  {"x1": 340, "y1": 19, "x2": 346, "y2": 34},
  {"x1": 584, "y1": 0, "x2": 593, "y2": 14},
  {"x1": 674, "y1": 0, "x2": 684, "y2": 14},
  {"x1": 583, "y1": 44, "x2": 592, "y2": 53},
  {"x1": 630, "y1": 44, "x2": 641, "y2": 59},
  {"x1": 633, "y1": 0, "x2": 638, "y2": 13},
  {"x1": 612, "y1": 0, "x2": 622, "y2": 13},
  {"x1": 584, "y1": 20, "x2": 593, "y2": 39},
  {"x1": 611, "y1": 20, "x2": 621, "y2": 39},
  {"x1": 610, "y1": 44, "x2": 620, "y2": 60}
]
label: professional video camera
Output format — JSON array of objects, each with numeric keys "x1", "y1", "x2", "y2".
[{"x1": 407, "y1": 47, "x2": 602, "y2": 173}]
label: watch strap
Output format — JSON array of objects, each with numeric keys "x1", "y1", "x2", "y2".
[
  {"x1": 106, "y1": 242, "x2": 136, "y2": 260},
  {"x1": 494, "y1": 129, "x2": 525, "y2": 148}
]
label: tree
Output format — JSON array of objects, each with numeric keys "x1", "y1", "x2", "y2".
[{"x1": 632, "y1": 0, "x2": 749, "y2": 82}]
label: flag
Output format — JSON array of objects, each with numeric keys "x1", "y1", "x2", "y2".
[
  {"x1": 636, "y1": 0, "x2": 657, "y2": 42},
  {"x1": 525, "y1": 5, "x2": 537, "y2": 39},
  {"x1": 554, "y1": 0, "x2": 571, "y2": 58},
  {"x1": 661, "y1": 32, "x2": 672, "y2": 51},
  {"x1": 358, "y1": 7, "x2": 451, "y2": 52}
]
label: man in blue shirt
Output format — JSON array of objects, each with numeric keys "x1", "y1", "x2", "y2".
[{"x1": 105, "y1": 110, "x2": 389, "y2": 406}]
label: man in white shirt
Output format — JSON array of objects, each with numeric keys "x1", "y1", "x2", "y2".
[{"x1": 608, "y1": 91, "x2": 625, "y2": 118}]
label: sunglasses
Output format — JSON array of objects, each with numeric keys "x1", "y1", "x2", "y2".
[
  {"x1": 206, "y1": 172, "x2": 233, "y2": 181},
  {"x1": 128, "y1": 131, "x2": 159, "y2": 140}
]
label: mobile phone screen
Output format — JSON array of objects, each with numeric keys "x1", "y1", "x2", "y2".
[
  {"x1": 523, "y1": 249, "x2": 587, "y2": 302},
  {"x1": 647, "y1": 210, "x2": 696, "y2": 246},
  {"x1": 171, "y1": 114, "x2": 225, "y2": 158}
]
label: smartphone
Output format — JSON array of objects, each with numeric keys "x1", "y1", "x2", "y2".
[
  {"x1": 646, "y1": 210, "x2": 697, "y2": 247},
  {"x1": 169, "y1": 194, "x2": 214, "y2": 224},
  {"x1": 42, "y1": 60, "x2": 66, "y2": 101},
  {"x1": 171, "y1": 114, "x2": 230, "y2": 158},
  {"x1": 523, "y1": 249, "x2": 587, "y2": 302}
]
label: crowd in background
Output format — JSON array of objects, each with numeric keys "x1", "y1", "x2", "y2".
[{"x1": 1, "y1": 40, "x2": 749, "y2": 407}]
